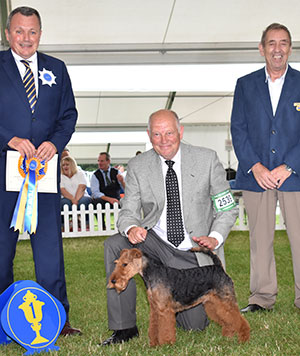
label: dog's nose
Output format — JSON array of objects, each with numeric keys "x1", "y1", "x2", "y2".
[{"x1": 111, "y1": 279, "x2": 116, "y2": 284}]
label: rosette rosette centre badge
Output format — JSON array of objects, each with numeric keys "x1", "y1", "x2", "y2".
[
  {"x1": 39, "y1": 68, "x2": 56, "y2": 87},
  {"x1": 10, "y1": 156, "x2": 48, "y2": 234}
]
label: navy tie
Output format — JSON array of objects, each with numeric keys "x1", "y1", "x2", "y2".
[
  {"x1": 165, "y1": 160, "x2": 184, "y2": 247},
  {"x1": 21, "y1": 60, "x2": 37, "y2": 113}
]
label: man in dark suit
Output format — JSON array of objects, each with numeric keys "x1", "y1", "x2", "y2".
[
  {"x1": 101, "y1": 109, "x2": 238, "y2": 345},
  {"x1": 0, "y1": 6, "x2": 80, "y2": 335},
  {"x1": 90, "y1": 152, "x2": 125, "y2": 228},
  {"x1": 231, "y1": 23, "x2": 300, "y2": 313},
  {"x1": 91, "y1": 152, "x2": 125, "y2": 207}
]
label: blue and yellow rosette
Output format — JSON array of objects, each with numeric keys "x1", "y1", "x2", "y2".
[{"x1": 10, "y1": 156, "x2": 48, "y2": 234}]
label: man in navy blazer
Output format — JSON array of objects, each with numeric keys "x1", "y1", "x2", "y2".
[
  {"x1": 231, "y1": 23, "x2": 300, "y2": 313},
  {"x1": 0, "y1": 6, "x2": 80, "y2": 335}
]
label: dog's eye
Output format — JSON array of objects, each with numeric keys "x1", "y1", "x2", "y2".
[{"x1": 122, "y1": 263, "x2": 128, "y2": 267}]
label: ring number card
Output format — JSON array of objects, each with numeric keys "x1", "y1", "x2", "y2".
[{"x1": 212, "y1": 189, "x2": 236, "y2": 212}]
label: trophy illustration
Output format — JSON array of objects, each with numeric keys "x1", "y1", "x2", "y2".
[{"x1": 18, "y1": 290, "x2": 49, "y2": 345}]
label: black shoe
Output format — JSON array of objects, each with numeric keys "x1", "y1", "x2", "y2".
[
  {"x1": 101, "y1": 326, "x2": 139, "y2": 346},
  {"x1": 240, "y1": 304, "x2": 267, "y2": 313}
]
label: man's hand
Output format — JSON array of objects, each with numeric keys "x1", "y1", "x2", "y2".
[
  {"x1": 71, "y1": 197, "x2": 79, "y2": 206},
  {"x1": 127, "y1": 226, "x2": 147, "y2": 244},
  {"x1": 103, "y1": 196, "x2": 119, "y2": 205},
  {"x1": 192, "y1": 236, "x2": 218, "y2": 250},
  {"x1": 251, "y1": 162, "x2": 278, "y2": 190},
  {"x1": 117, "y1": 173, "x2": 125, "y2": 188},
  {"x1": 271, "y1": 164, "x2": 292, "y2": 189},
  {"x1": 36, "y1": 141, "x2": 57, "y2": 162},
  {"x1": 8, "y1": 137, "x2": 36, "y2": 159}
]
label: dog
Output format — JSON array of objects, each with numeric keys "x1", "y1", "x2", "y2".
[{"x1": 108, "y1": 246, "x2": 250, "y2": 346}]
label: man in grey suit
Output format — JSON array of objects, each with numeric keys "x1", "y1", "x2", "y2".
[{"x1": 101, "y1": 109, "x2": 238, "y2": 345}]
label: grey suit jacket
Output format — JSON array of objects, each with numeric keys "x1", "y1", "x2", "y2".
[{"x1": 117, "y1": 143, "x2": 238, "y2": 266}]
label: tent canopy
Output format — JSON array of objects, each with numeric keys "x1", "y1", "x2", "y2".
[{"x1": 1, "y1": 0, "x2": 299, "y2": 166}]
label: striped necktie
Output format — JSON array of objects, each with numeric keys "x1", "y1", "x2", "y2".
[{"x1": 21, "y1": 60, "x2": 37, "y2": 113}]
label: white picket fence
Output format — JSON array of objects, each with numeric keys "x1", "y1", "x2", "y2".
[{"x1": 18, "y1": 196, "x2": 285, "y2": 240}]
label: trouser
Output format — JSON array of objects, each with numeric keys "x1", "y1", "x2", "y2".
[
  {"x1": 243, "y1": 190, "x2": 300, "y2": 308},
  {"x1": 104, "y1": 229, "x2": 209, "y2": 330},
  {"x1": 0, "y1": 190, "x2": 70, "y2": 317}
]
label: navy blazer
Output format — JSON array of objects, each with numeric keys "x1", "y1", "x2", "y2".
[
  {"x1": 231, "y1": 66, "x2": 300, "y2": 192},
  {"x1": 0, "y1": 49, "x2": 77, "y2": 190}
]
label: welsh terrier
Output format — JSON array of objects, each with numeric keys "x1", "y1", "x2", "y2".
[{"x1": 108, "y1": 246, "x2": 250, "y2": 346}]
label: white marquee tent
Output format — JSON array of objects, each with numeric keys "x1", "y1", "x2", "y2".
[{"x1": 1, "y1": 0, "x2": 300, "y2": 168}]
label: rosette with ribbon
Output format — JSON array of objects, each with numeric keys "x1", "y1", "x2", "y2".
[{"x1": 10, "y1": 156, "x2": 48, "y2": 234}]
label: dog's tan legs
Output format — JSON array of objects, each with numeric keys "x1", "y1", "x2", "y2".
[
  {"x1": 147, "y1": 292, "x2": 159, "y2": 346},
  {"x1": 204, "y1": 294, "x2": 250, "y2": 343}
]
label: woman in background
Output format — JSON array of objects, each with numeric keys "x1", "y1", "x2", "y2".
[{"x1": 60, "y1": 156, "x2": 92, "y2": 227}]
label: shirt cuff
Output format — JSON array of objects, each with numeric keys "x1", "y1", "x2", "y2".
[
  {"x1": 208, "y1": 231, "x2": 224, "y2": 250},
  {"x1": 124, "y1": 225, "x2": 137, "y2": 237}
]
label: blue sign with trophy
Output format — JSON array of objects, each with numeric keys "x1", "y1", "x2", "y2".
[{"x1": 0, "y1": 280, "x2": 66, "y2": 355}]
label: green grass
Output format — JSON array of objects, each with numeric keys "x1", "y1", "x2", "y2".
[{"x1": 1, "y1": 231, "x2": 300, "y2": 356}]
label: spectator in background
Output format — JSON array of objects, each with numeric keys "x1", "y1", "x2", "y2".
[
  {"x1": 60, "y1": 156, "x2": 92, "y2": 218},
  {"x1": 91, "y1": 152, "x2": 125, "y2": 228},
  {"x1": 61, "y1": 147, "x2": 70, "y2": 159}
]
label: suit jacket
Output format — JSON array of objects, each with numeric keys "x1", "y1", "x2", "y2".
[
  {"x1": 117, "y1": 142, "x2": 238, "y2": 266},
  {"x1": 0, "y1": 49, "x2": 77, "y2": 190},
  {"x1": 231, "y1": 65, "x2": 300, "y2": 192}
]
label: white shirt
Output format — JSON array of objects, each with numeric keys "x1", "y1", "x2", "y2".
[
  {"x1": 61, "y1": 170, "x2": 89, "y2": 197},
  {"x1": 265, "y1": 66, "x2": 288, "y2": 116},
  {"x1": 11, "y1": 50, "x2": 39, "y2": 97},
  {"x1": 152, "y1": 148, "x2": 223, "y2": 251}
]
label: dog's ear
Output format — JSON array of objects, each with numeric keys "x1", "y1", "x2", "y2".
[
  {"x1": 119, "y1": 249, "x2": 128, "y2": 257},
  {"x1": 132, "y1": 248, "x2": 143, "y2": 259}
]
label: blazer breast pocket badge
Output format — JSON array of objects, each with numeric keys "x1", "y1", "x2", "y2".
[{"x1": 293, "y1": 102, "x2": 300, "y2": 111}]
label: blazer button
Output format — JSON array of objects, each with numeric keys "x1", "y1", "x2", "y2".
[
  {"x1": 32, "y1": 117, "x2": 36, "y2": 121},
  {"x1": 271, "y1": 148, "x2": 276, "y2": 153},
  {"x1": 271, "y1": 129, "x2": 276, "y2": 135}
]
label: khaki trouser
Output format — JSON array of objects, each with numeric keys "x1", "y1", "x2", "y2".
[{"x1": 243, "y1": 190, "x2": 300, "y2": 308}]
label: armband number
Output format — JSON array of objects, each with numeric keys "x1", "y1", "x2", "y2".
[{"x1": 212, "y1": 189, "x2": 236, "y2": 212}]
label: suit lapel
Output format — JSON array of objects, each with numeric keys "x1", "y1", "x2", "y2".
[
  {"x1": 147, "y1": 151, "x2": 165, "y2": 210},
  {"x1": 35, "y1": 52, "x2": 48, "y2": 113},
  {"x1": 2, "y1": 50, "x2": 32, "y2": 113},
  {"x1": 255, "y1": 68, "x2": 273, "y2": 120},
  {"x1": 180, "y1": 143, "x2": 196, "y2": 223},
  {"x1": 275, "y1": 66, "x2": 294, "y2": 118}
]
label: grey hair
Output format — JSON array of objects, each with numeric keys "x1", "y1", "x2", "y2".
[{"x1": 260, "y1": 23, "x2": 291, "y2": 47}]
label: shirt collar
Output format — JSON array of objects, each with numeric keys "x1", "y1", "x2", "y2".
[
  {"x1": 100, "y1": 167, "x2": 111, "y2": 173},
  {"x1": 159, "y1": 147, "x2": 181, "y2": 165},
  {"x1": 11, "y1": 49, "x2": 37, "y2": 65},
  {"x1": 264, "y1": 65, "x2": 288, "y2": 83}
]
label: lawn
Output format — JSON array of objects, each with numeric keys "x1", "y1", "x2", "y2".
[{"x1": 1, "y1": 231, "x2": 299, "y2": 356}]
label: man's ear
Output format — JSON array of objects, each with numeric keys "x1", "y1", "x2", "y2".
[{"x1": 258, "y1": 42, "x2": 265, "y2": 57}]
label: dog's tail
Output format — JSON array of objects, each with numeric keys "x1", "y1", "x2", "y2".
[{"x1": 190, "y1": 246, "x2": 222, "y2": 267}]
